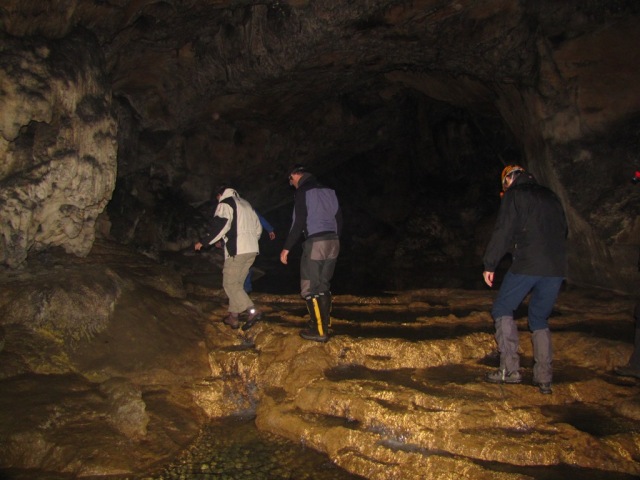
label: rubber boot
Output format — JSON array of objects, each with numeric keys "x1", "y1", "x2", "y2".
[
  {"x1": 486, "y1": 315, "x2": 521, "y2": 384},
  {"x1": 300, "y1": 295, "x2": 328, "y2": 343},
  {"x1": 532, "y1": 328, "x2": 553, "y2": 394},
  {"x1": 318, "y1": 291, "x2": 332, "y2": 330}
]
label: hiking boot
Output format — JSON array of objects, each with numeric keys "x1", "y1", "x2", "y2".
[
  {"x1": 485, "y1": 369, "x2": 522, "y2": 384},
  {"x1": 535, "y1": 382, "x2": 553, "y2": 394},
  {"x1": 299, "y1": 328, "x2": 329, "y2": 343},
  {"x1": 614, "y1": 364, "x2": 640, "y2": 379},
  {"x1": 223, "y1": 313, "x2": 239, "y2": 329},
  {"x1": 241, "y1": 307, "x2": 262, "y2": 331}
]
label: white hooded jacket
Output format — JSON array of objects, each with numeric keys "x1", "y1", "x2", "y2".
[{"x1": 204, "y1": 188, "x2": 262, "y2": 258}]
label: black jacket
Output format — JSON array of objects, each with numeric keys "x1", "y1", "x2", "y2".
[
  {"x1": 283, "y1": 173, "x2": 343, "y2": 251},
  {"x1": 483, "y1": 172, "x2": 568, "y2": 276}
]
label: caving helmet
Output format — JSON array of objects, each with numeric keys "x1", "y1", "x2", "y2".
[{"x1": 500, "y1": 165, "x2": 525, "y2": 193}]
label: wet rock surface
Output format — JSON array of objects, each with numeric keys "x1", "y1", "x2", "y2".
[{"x1": 0, "y1": 241, "x2": 639, "y2": 479}]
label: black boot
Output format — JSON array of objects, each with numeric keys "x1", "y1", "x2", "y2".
[
  {"x1": 241, "y1": 306, "x2": 262, "y2": 331},
  {"x1": 318, "y1": 291, "x2": 332, "y2": 330},
  {"x1": 300, "y1": 295, "x2": 329, "y2": 342}
]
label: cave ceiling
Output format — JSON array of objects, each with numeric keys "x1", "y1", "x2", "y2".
[
  {"x1": 1, "y1": 0, "x2": 578, "y2": 156},
  {"x1": 2, "y1": 1, "x2": 636, "y2": 188}
]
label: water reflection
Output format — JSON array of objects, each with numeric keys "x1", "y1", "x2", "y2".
[
  {"x1": 541, "y1": 403, "x2": 640, "y2": 437},
  {"x1": 151, "y1": 416, "x2": 364, "y2": 480}
]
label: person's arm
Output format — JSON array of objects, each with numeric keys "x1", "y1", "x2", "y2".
[
  {"x1": 195, "y1": 203, "x2": 232, "y2": 250},
  {"x1": 282, "y1": 192, "x2": 307, "y2": 251},
  {"x1": 482, "y1": 193, "x2": 518, "y2": 285},
  {"x1": 482, "y1": 271, "x2": 495, "y2": 288},
  {"x1": 256, "y1": 211, "x2": 276, "y2": 240}
]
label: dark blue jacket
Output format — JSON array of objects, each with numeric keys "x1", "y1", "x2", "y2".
[{"x1": 283, "y1": 174, "x2": 342, "y2": 251}]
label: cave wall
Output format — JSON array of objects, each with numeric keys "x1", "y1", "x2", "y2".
[
  {"x1": 0, "y1": 29, "x2": 117, "y2": 268},
  {"x1": 512, "y1": 14, "x2": 640, "y2": 292},
  {"x1": 0, "y1": 1, "x2": 638, "y2": 294}
]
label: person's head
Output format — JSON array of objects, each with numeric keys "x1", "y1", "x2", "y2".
[
  {"x1": 215, "y1": 184, "x2": 232, "y2": 201},
  {"x1": 288, "y1": 164, "x2": 307, "y2": 189},
  {"x1": 500, "y1": 165, "x2": 525, "y2": 193}
]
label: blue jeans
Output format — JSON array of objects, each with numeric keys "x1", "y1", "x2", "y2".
[{"x1": 492, "y1": 271, "x2": 564, "y2": 331}]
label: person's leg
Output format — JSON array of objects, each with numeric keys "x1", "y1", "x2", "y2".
[
  {"x1": 486, "y1": 272, "x2": 536, "y2": 383},
  {"x1": 300, "y1": 238, "x2": 338, "y2": 342},
  {"x1": 532, "y1": 328, "x2": 552, "y2": 393},
  {"x1": 491, "y1": 271, "x2": 538, "y2": 320},
  {"x1": 527, "y1": 276, "x2": 563, "y2": 393},
  {"x1": 318, "y1": 290, "x2": 333, "y2": 328},
  {"x1": 299, "y1": 239, "x2": 318, "y2": 300},
  {"x1": 316, "y1": 238, "x2": 339, "y2": 332},
  {"x1": 223, "y1": 253, "x2": 257, "y2": 315},
  {"x1": 301, "y1": 237, "x2": 340, "y2": 298},
  {"x1": 243, "y1": 268, "x2": 253, "y2": 293},
  {"x1": 314, "y1": 237, "x2": 340, "y2": 293},
  {"x1": 527, "y1": 276, "x2": 563, "y2": 331},
  {"x1": 300, "y1": 294, "x2": 328, "y2": 342}
]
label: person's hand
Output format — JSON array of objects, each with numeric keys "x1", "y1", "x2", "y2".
[
  {"x1": 194, "y1": 242, "x2": 203, "y2": 251},
  {"x1": 214, "y1": 241, "x2": 222, "y2": 249},
  {"x1": 268, "y1": 231, "x2": 276, "y2": 240},
  {"x1": 483, "y1": 271, "x2": 494, "y2": 288},
  {"x1": 280, "y1": 249, "x2": 289, "y2": 265}
]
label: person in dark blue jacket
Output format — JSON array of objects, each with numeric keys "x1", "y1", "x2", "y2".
[
  {"x1": 280, "y1": 165, "x2": 342, "y2": 342},
  {"x1": 483, "y1": 165, "x2": 568, "y2": 394}
]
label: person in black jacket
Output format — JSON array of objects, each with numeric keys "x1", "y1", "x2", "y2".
[
  {"x1": 280, "y1": 165, "x2": 342, "y2": 342},
  {"x1": 482, "y1": 165, "x2": 568, "y2": 394}
]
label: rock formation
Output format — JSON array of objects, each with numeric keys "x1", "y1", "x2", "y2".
[
  {"x1": 1, "y1": 1, "x2": 640, "y2": 479},
  {"x1": 0, "y1": 1, "x2": 638, "y2": 292},
  {"x1": 0, "y1": 30, "x2": 117, "y2": 267}
]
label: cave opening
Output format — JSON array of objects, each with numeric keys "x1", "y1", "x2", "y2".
[{"x1": 108, "y1": 86, "x2": 522, "y2": 295}]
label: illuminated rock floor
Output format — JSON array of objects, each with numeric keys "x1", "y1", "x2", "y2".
[
  {"x1": 0, "y1": 243, "x2": 639, "y2": 479},
  {"x1": 189, "y1": 285, "x2": 640, "y2": 480}
]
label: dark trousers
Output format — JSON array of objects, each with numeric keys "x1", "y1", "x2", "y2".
[
  {"x1": 492, "y1": 271, "x2": 564, "y2": 330},
  {"x1": 300, "y1": 234, "x2": 339, "y2": 298}
]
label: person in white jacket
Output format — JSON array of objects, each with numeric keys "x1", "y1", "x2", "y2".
[{"x1": 195, "y1": 186, "x2": 263, "y2": 330}]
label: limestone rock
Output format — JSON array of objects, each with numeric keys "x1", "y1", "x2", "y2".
[
  {"x1": 0, "y1": 31, "x2": 117, "y2": 268},
  {"x1": 99, "y1": 377, "x2": 149, "y2": 439}
]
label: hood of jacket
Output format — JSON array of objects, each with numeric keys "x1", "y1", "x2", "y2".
[{"x1": 219, "y1": 188, "x2": 238, "y2": 201}]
